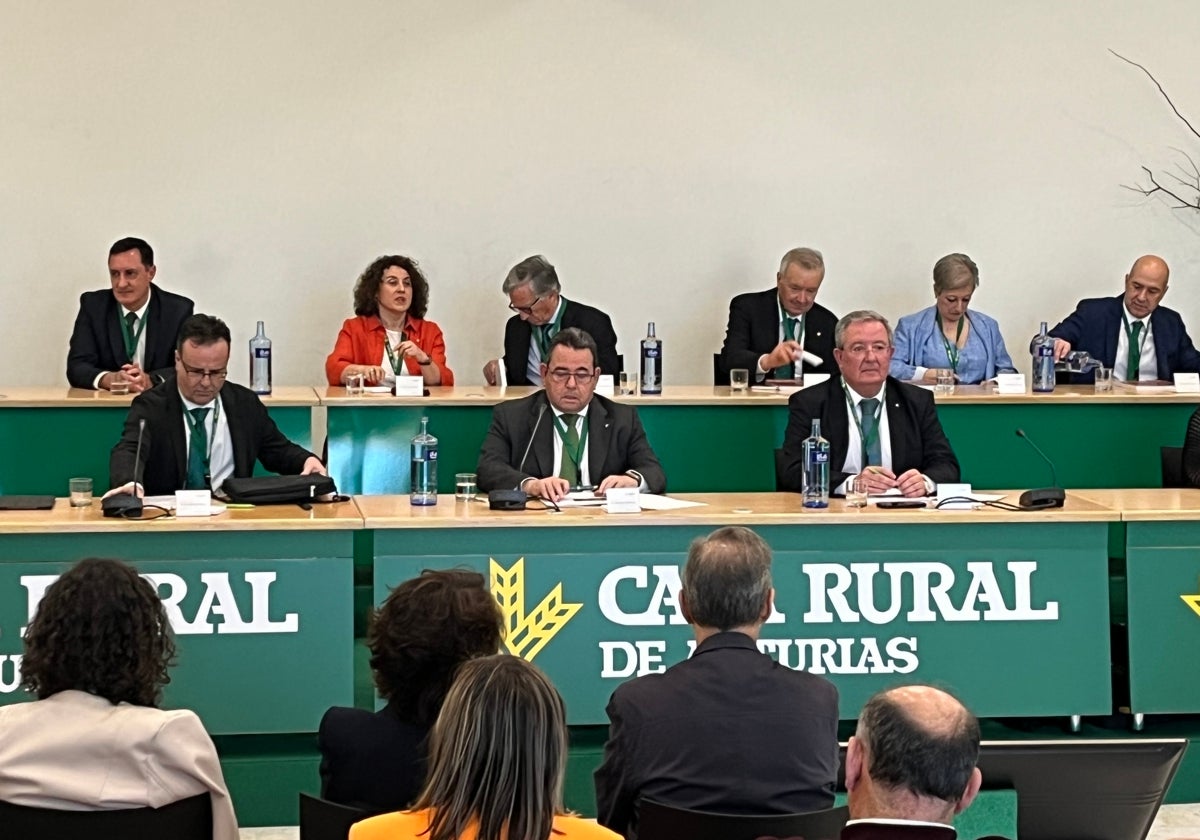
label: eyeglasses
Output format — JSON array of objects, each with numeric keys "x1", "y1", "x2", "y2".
[
  {"x1": 508, "y1": 294, "x2": 543, "y2": 315},
  {"x1": 546, "y1": 369, "x2": 596, "y2": 384},
  {"x1": 180, "y1": 361, "x2": 228, "y2": 383},
  {"x1": 842, "y1": 342, "x2": 891, "y2": 358}
]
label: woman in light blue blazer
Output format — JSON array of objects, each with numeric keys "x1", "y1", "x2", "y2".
[{"x1": 890, "y1": 253, "x2": 1017, "y2": 384}]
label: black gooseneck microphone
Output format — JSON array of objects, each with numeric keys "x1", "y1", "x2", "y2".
[
  {"x1": 103, "y1": 418, "x2": 146, "y2": 518},
  {"x1": 489, "y1": 401, "x2": 548, "y2": 511},
  {"x1": 1015, "y1": 428, "x2": 1066, "y2": 509},
  {"x1": 517, "y1": 402, "x2": 548, "y2": 476}
]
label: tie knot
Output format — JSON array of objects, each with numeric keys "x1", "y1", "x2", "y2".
[
  {"x1": 861, "y1": 398, "x2": 879, "y2": 414},
  {"x1": 189, "y1": 407, "x2": 210, "y2": 422},
  {"x1": 1132, "y1": 320, "x2": 1144, "y2": 335},
  {"x1": 561, "y1": 413, "x2": 579, "y2": 428},
  {"x1": 125, "y1": 312, "x2": 138, "y2": 328}
]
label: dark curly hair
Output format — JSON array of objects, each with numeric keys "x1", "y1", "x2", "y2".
[
  {"x1": 353, "y1": 255, "x2": 430, "y2": 320},
  {"x1": 368, "y1": 569, "x2": 504, "y2": 726},
  {"x1": 20, "y1": 557, "x2": 176, "y2": 708}
]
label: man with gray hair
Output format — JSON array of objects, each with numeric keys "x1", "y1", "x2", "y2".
[
  {"x1": 483, "y1": 254, "x2": 620, "y2": 386},
  {"x1": 780, "y1": 310, "x2": 960, "y2": 497},
  {"x1": 594, "y1": 526, "x2": 838, "y2": 838},
  {"x1": 718, "y1": 247, "x2": 838, "y2": 384},
  {"x1": 843, "y1": 685, "x2": 1005, "y2": 839}
]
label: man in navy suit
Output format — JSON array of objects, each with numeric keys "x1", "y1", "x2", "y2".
[
  {"x1": 780, "y1": 310, "x2": 960, "y2": 497},
  {"x1": 481, "y1": 254, "x2": 619, "y2": 386},
  {"x1": 1048, "y1": 254, "x2": 1200, "y2": 382},
  {"x1": 67, "y1": 237, "x2": 194, "y2": 392},
  {"x1": 718, "y1": 246, "x2": 838, "y2": 384}
]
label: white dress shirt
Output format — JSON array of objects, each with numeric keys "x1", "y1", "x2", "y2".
[{"x1": 1113, "y1": 303, "x2": 1157, "y2": 381}]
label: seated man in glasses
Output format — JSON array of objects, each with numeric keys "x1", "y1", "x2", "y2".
[
  {"x1": 477, "y1": 327, "x2": 665, "y2": 502},
  {"x1": 108, "y1": 314, "x2": 326, "y2": 497},
  {"x1": 481, "y1": 254, "x2": 620, "y2": 386}
]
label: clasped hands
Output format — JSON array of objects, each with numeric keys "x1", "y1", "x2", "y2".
[
  {"x1": 856, "y1": 466, "x2": 929, "y2": 498},
  {"x1": 102, "y1": 364, "x2": 150, "y2": 393},
  {"x1": 521, "y1": 473, "x2": 638, "y2": 503}
]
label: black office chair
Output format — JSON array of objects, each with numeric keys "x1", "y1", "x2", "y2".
[
  {"x1": 299, "y1": 792, "x2": 376, "y2": 840},
  {"x1": 1161, "y1": 446, "x2": 1185, "y2": 488},
  {"x1": 713, "y1": 352, "x2": 726, "y2": 385},
  {"x1": 774, "y1": 447, "x2": 789, "y2": 492},
  {"x1": 637, "y1": 800, "x2": 849, "y2": 840},
  {"x1": 0, "y1": 792, "x2": 211, "y2": 840}
]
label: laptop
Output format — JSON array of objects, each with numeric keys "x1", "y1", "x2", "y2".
[{"x1": 0, "y1": 495, "x2": 56, "y2": 510}]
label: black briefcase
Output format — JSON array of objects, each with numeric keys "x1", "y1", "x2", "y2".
[{"x1": 221, "y1": 474, "x2": 338, "y2": 505}]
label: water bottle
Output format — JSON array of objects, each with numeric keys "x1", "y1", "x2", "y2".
[
  {"x1": 802, "y1": 418, "x2": 830, "y2": 508},
  {"x1": 249, "y1": 321, "x2": 272, "y2": 395},
  {"x1": 410, "y1": 416, "x2": 438, "y2": 506},
  {"x1": 640, "y1": 322, "x2": 662, "y2": 394},
  {"x1": 1032, "y1": 321, "x2": 1055, "y2": 393}
]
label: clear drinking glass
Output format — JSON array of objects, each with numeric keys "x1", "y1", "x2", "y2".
[
  {"x1": 69, "y1": 477, "x2": 93, "y2": 507},
  {"x1": 1094, "y1": 367, "x2": 1113, "y2": 393},
  {"x1": 346, "y1": 373, "x2": 365, "y2": 396},
  {"x1": 935, "y1": 369, "x2": 956, "y2": 395},
  {"x1": 729, "y1": 369, "x2": 750, "y2": 392},
  {"x1": 618, "y1": 371, "x2": 638, "y2": 395},
  {"x1": 455, "y1": 472, "x2": 478, "y2": 500},
  {"x1": 845, "y1": 475, "x2": 868, "y2": 508}
]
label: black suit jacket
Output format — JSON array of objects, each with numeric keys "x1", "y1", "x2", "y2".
[
  {"x1": 109, "y1": 376, "x2": 317, "y2": 495},
  {"x1": 594, "y1": 632, "x2": 839, "y2": 839},
  {"x1": 475, "y1": 390, "x2": 666, "y2": 493},
  {"x1": 1048, "y1": 294, "x2": 1200, "y2": 381},
  {"x1": 502, "y1": 298, "x2": 620, "y2": 385},
  {"x1": 719, "y1": 289, "x2": 837, "y2": 383},
  {"x1": 318, "y1": 703, "x2": 429, "y2": 812},
  {"x1": 67, "y1": 286, "x2": 195, "y2": 388},
  {"x1": 780, "y1": 375, "x2": 960, "y2": 493}
]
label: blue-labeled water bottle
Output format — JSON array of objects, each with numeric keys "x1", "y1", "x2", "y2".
[
  {"x1": 802, "y1": 418, "x2": 830, "y2": 508},
  {"x1": 249, "y1": 321, "x2": 272, "y2": 395},
  {"x1": 640, "y1": 322, "x2": 662, "y2": 394},
  {"x1": 1032, "y1": 320, "x2": 1055, "y2": 393},
  {"x1": 410, "y1": 416, "x2": 438, "y2": 506}
]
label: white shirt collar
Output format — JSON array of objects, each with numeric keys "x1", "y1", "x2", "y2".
[
  {"x1": 121, "y1": 288, "x2": 152, "y2": 320},
  {"x1": 845, "y1": 818, "x2": 954, "y2": 831},
  {"x1": 843, "y1": 380, "x2": 888, "y2": 406},
  {"x1": 1122, "y1": 301, "x2": 1150, "y2": 328},
  {"x1": 179, "y1": 390, "x2": 222, "y2": 413}
]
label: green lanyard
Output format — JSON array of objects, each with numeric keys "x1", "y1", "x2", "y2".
[
  {"x1": 554, "y1": 413, "x2": 589, "y2": 480},
  {"x1": 118, "y1": 310, "x2": 148, "y2": 362},
  {"x1": 936, "y1": 313, "x2": 964, "y2": 372},
  {"x1": 843, "y1": 383, "x2": 882, "y2": 465},
  {"x1": 384, "y1": 328, "x2": 408, "y2": 375},
  {"x1": 533, "y1": 299, "x2": 567, "y2": 361},
  {"x1": 183, "y1": 397, "x2": 221, "y2": 477}
]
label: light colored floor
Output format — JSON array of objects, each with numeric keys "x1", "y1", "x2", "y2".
[{"x1": 239, "y1": 803, "x2": 1200, "y2": 839}]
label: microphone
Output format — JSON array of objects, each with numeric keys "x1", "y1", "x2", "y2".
[
  {"x1": 1014, "y1": 428, "x2": 1065, "y2": 509},
  {"x1": 489, "y1": 401, "x2": 547, "y2": 511},
  {"x1": 517, "y1": 402, "x2": 548, "y2": 476},
  {"x1": 103, "y1": 418, "x2": 146, "y2": 518}
]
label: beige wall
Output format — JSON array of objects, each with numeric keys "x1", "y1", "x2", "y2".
[{"x1": 3, "y1": 0, "x2": 1199, "y2": 387}]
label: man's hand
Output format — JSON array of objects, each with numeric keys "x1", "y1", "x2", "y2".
[
  {"x1": 858, "y1": 467, "x2": 897, "y2": 495},
  {"x1": 759, "y1": 340, "x2": 803, "y2": 372},
  {"x1": 483, "y1": 359, "x2": 500, "y2": 386},
  {"x1": 102, "y1": 482, "x2": 143, "y2": 499},
  {"x1": 300, "y1": 457, "x2": 327, "y2": 476},
  {"x1": 119, "y1": 363, "x2": 149, "y2": 393},
  {"x1": 596, "y1": 474, "x2": 638, "y2": 494},
  {"x1": 522, "y1": 476, "x2": 570, "y2": 502},
  {"x1": 1052, "y1": 338, "x2": 1072, "y2": 362},
  {"x1": 895, "y1": 469, "x2": 930, "y2": 498}
]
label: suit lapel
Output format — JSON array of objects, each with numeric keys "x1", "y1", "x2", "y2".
[
  {"x1": 106, "y1": 297, "x2": 129, "y2": 366},
  {"x1": 586, "y1": 397, "x2": 610, "y2": 482},
  {"x1": 530, "y1": 394, "x2": 556, "y2": 477},
  {"x1": 1151, "y1": 308, "x2": 1170, "y2": 379},
  {"x1": 822, "y1": 377, "x2": 853, "y2": 465},
  {"x1": 1104, "y1": 296, "x2": 1123, "y2": 368},
  {"x1": 884, "y1": 381, "x2": 913, "y2": 468},
  {"x1": 143, "y1": 289, "x2": 163, "y2": 370},
  {"x1": 164, "y1": 387, "x2": 189, "y2": 483}
]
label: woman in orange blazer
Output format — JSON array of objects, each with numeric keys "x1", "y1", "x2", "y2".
[{"x1": 326, "y1": 255, "x2": 454, "y2": 387}]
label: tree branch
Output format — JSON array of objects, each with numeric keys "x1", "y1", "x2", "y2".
[{"x1": 1110, "y1": 50, "x2": 1200, "y2": 141}]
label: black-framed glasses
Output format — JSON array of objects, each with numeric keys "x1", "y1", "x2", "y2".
[
  {"x1": 508, "y1": 294, "x2": 543, "y2": 315},
  {"x1": 546, "y1": 369, "x2": 595, "y2": 384},
  {"x1": 180, "y1": 361, "x2": 228, "y2": 383}
]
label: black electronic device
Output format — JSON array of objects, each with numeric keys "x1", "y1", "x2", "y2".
[
  {"x1": 1015, "y1": 428, "x2": 1065, "y2": 509},
  {"x1": 488, "y1": 490, "x2": 528, "y2": 510},
  {"x1": 876, "y1": 499, "x2": 927, "y2": 509},
  {"x1": 0, "y1": 495, "x2": 55, "y2": 510},
  {"x1": 103, "y1": 418, "x2": 145, "y2": 518}
]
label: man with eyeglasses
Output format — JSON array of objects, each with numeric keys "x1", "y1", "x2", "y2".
[
  {"x1": 477, "y1": 327, "x2": 665, "y2": 502},
  {"x1": 108, "y1": 314, "x2": 325, "y2": 496},
  {"x1": 779, "y1": 311, "x2": 959, "y2": 498},
  {"x1": 482, "y1": 254, "x2": 620, "y2": 387}
]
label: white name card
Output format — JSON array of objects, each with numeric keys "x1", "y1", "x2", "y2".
[
  {"x1": 393, "y1": 375, "x2": 424, "y2": 396},
  {"x1": 936, "y1": 483, "x2": 975, "y2": 510},
  {"x1": 595, "y1": 374, "x2": 615, "y2": 397},
  {"x1": 993, "y1": 373, "x2": 1026, "y2": 394},
  {"x1": 174, "y1": 489, "x2": 212, "y2": 517},
  {"x1": 605, "y1": 487, "x2": 641, "y2": 514},
  {"x1": 1175, "y1": 373, "x2": 1200, "y2": 393}
]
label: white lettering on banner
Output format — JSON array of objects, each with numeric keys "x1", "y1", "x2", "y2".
[
  {"x1": 599, "y1": 641, "x2": 668, "y2": 678},
  {"x1": 0, "y1": 655, "x2": 21, "y2": 693},
  {"x1": 597, "y1": 565, "x2": 787, "y2": 626},
  {"x1": 19, "y1": 576, "x2": 57, "y2": 636}
]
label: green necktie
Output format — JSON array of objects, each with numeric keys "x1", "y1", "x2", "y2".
[
  {"x1": 775, "y1": 317, "x2": 800, "y2": 379},
  {"x1": 186, "y1": 407, "x2": 211, "y2": 490},
  {"x1": 1127, "y1": 320, "x2": 1144, "y2": 381},
  {"x1": 860, "y1": 398, "x2": 882, "y2": 466},
  {"x1": 557, "y1": 414, "x2": 580, "y2": 486}
]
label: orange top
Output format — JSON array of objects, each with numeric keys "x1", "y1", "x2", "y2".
[
  {"x1": 325, "y1": 314, "x2": 454, "y2": 386},
  {"x1": 349, "y1": 809, "x2": 620, "y2": 840}
]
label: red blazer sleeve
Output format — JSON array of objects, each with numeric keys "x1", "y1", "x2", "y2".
[
  {"x1": 404, "y1": 318, "x2": 455, "y2": 386},
  {"x1": 325, "y1": 317, "x2": 385, "y2": 385}
]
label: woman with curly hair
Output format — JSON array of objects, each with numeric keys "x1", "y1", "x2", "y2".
[
  {"x1": 351, "y1": 654, "x2": 618, "y2": 840},
  {"x1": 0, "y1": 557, "x2": 238, "y2": 840},
  {"x1": 318, "y1": 568, "x2": 504, "y2": 811},
  {"x1": 325, "y1": 255, "x2": 455, "y2": 387}
]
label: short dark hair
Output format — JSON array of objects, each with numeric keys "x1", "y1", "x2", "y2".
[
  {"x1": 177, "y1": 314, "x2": 232, "y2": 351},
  {"x1": 547, "y1": 327, "x2": 599, "y2": 369},
  {"x1": 109, "y1": 237, "x2": 154, "y2": 267},
  {"x1": 20, "y1": 557, "x2": 176, "y2": 707},
  {"x1": 681, "y1": 526, "x2": 773, "y2": 630},
  {"x1": 353, "y1": 255, "x2": 430, "y2": 320},
  {"x1": 368, "y1": 569, "x2": 505, "y2": 726},
  {"x1": 502, "y1": 255, "x2": 560, "y2": 297},
  {"x1": 857, "y1": 686, "x2": 980, "y2": 802}
]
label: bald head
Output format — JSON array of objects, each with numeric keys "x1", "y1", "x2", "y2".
[{"x1": 1124, "y1": 254, "x2": 1170, "y2": 320}]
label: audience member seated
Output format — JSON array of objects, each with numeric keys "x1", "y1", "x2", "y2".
[
  {"x1": 349, "y1": 655, "x2": 619, "y2": 840},
  {"x1": 325, "y1": 255, "x2": 454, "y2": 388},
  {"x1": 318, "y1": 569, "x2": 504, "y2": 811},
  {"x1": 889, "y1": 253, "x2": 1016, "y2": 385},
  {"x1": 594, "y1": 526, "x2": 839, "y2": 839},
  {"x1": 67, "y1": 236, "x2": 194, "y2": 392},
  {"x1": 482, "y1": 254, "x2": 619, "y2": 386},
  {"x1": 780, "y1": 310, "x2": 960, "y2": 498},
  {"x1": 840, "y1": 684, "x2": 1008, "y2": 840},
  {"x1": 0, "y1": 557, "x2": 238, "y2": 840},
  {"x1": 108, "y1": 314, "x2": 325, "y2": 497},
  {"x1": 477, "y1": 327, "x2": 665, "y2": 503}
]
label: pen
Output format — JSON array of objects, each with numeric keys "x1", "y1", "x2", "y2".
[{"x1": 225, "y1": 503, "x2": 255, "y2": 509}]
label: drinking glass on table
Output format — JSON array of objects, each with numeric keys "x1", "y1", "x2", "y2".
[
  {"x1": 729, "y1": 369, "x2": 750, "y2": 392},
  {"x1": 1094, "y1": 367, "x2": 1113, "y2": 393},
  {"x1": 845, "y1": 475, "x2": 868, "y2": 508},
  {"x1": 935, "y1": 369, "x2": 955, "y2": 396}
]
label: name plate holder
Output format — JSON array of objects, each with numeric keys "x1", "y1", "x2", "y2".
[
  {"x1": 175, "y1": 489, "x2": 213, "y2": 517},
  {"x1": 605, "y1": 487, "x2": 641, "y2": 514},
  {"x1": 393, "y1": 375, "x2": 424, "y2": 397},
  {"x1": 993, "y1": 373, "x2": 1026, "y2": 394},
  {"x1": 1175, "y1": 373, "x2": 1200, "y2": 393}
]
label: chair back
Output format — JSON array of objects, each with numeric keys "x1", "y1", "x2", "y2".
[
  {"x1": 0, "y1": 792, "x2": 211, "y2": 840},
  {"x1": 1161, "y1": 446, "x2": 1185, "y2": 488},
  {"x1": 713, "y1": 352, "x2": 725, "y2": 385},
  {"x1": 774, "y1": 447, "x2": 788, "y2": 492},
  {"x1": 637, "y1": 799, "x2": 849, "y2": 840},
  {"x1": 299, "y1": 792, "x2": 375, "y2": 840}
]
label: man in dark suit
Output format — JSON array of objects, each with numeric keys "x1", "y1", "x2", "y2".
[
  {"x1": 482, "y1": 254, "x2": 619, "y2": 387},
  {"x1": 594, "y1": 526, "x2": 839, "y2": 839},
  {"x1": 67, "y1": 237, "x2": 195, "y2": 392},
  {"x1": 718, "y1": 246, "x2": 838, "y2": 384},
  {"x1": 780, "y1": 310, "x2": 959, "y2": 498},
  {"x1": 108, "y1": 314, "x2": 324, "y2": 496},
  {"x1": 1047, "y1": 254, "x2": 1200, "y2": 382},
  {"x1": 841, "y1": 685, "x2": 1003, "y2": 840},
  {"x1": 477, "y1": 327, "x2": 664, "y2": 502}
]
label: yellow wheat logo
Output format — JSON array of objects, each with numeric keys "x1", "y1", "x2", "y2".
[{"x1": 490, "y1": 557, "x2": 582, "y2": 661}]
